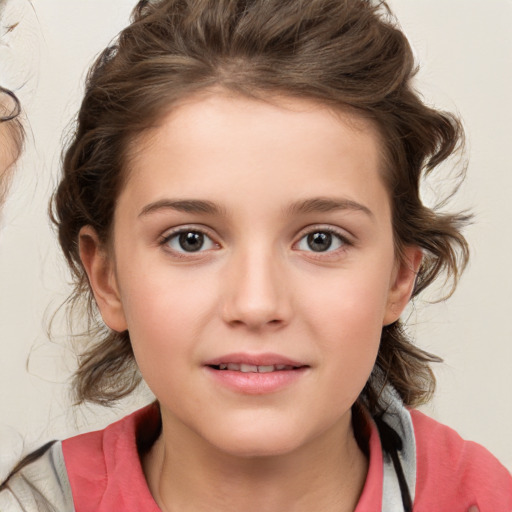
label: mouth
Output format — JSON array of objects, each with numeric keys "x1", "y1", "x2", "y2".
[
  {"x1": 203, "y1": 353, "x2": 309, "y2": 394},
  {"x1": 204, "y1": 353, "x2": 309, "y2": 372},
  {"x1": 208, "y1": 363, "x2": 303, "y2": 373}
]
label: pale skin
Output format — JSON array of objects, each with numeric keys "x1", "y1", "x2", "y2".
[
  {"x1": 0, "y1": 120, "x2": 19, "y2": 203},
  {"x1": 80, "y1": 93, "x2": 423, "y2": 512},
  {"x1": 0, "y1": 91, "x2": 22, "y2": 204}
]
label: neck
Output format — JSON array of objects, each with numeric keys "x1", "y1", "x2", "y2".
[{"x1": 143, "y1": 410, "x2": 368, "y2": 512}]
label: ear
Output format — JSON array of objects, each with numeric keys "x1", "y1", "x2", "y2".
[
  {"x1": 79, "y1": 226, "x2": 128, "y2": 332},
  {"x1": 383, "y1": 246, "x2": 423, "y2": 326}
]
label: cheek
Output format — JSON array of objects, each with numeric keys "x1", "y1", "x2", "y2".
[
  {"x1": 301, "y1": 265, "x2": 392, "y2": 333},
  {"x1": 119, "y1": 256, "x2": 214, "y2": 323},
  {"x1": 298, "y1": 265, "x2": 392, "y2": 375},
  {"x1": 115, "y1": 263, "x2": 219, "y2": 369}
]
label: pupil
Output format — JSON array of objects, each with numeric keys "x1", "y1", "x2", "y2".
[
  {"x1": 179, "y1": 232, "x2": 204, "y2": 252},
  {"x1": 307, "y1": 232, "x2": 332, "y2": 252}
]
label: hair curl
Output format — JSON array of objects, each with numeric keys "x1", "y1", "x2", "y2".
[{"x1": 51, "y1": 0, "x2": 470, "y2": 413}]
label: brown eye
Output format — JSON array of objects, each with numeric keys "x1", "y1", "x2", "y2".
[
  {"x1": 296, "y1": 229, "x2": 346, "y2": 253},
  {"x1": 164, "y1": 230, "x2": 216, "y2": 253},
  {"x1": 307, "y1": 232, "x2": 333, "y2": 252},
  {"x1": 179, "y1": 232, "x2": 205, "y2": 252}
]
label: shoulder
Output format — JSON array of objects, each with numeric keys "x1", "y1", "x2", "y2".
[
  {"x1": 410, "y1": 409, "x2": 512, "y2": 511},
  {"x1": 0, "y1": 441, "x2": 75, "y2": 512},
  {"x1": 62, "y1": 403, "x2": 160, "y2": 512}
]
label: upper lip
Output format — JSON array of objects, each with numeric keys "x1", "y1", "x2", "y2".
[{"x1": 204, "y1": 352, "x2": 308, "y2": 368}]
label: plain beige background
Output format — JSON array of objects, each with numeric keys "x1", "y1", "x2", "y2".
[{"x1": 0, "y1": 0, "x2": 510, "y2": 472}]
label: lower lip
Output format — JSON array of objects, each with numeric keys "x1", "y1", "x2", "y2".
[{"x1": 204, "y1": 367, "x2": 308, "y2": 395}]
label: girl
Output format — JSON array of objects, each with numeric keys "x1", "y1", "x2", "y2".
[
  {"x1": 0, "y1": 87, "x2": 23, "y2": 205},
  {"x1": 1, "y1": 0, "x2": 511, "y2": 511}
]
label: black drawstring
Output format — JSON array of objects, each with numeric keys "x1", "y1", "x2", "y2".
[{"x1": 374, "y1": 416, "x2": 413, "y2": 512}]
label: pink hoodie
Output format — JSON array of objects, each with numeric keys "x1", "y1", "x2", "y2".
[{"x1": 59, "y1": 401, "x2": 512, "y2": 511}]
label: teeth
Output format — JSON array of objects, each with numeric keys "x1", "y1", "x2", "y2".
[
  {"x1": 240, "y1": 364, "x2": 258, "y2": 373},
  {"x1": 257, "y1": 365, "x2": 275, "y2": 373},
  {"x1": 217, "y1": 364, "x2": 296, "y2": 372}
]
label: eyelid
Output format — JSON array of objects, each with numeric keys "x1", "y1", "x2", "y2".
[
  {"x1": 293, "y1": 225, "x2": 354, "y2": 253},
  {"x1": 159, "y1": 225, "x2": 221, "y2": 254},
  {"x1": 295, "y1": 224, "x2": 353, "y2": 240}
]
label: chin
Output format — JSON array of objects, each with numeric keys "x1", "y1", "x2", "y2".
[
  {"x1": 203, "y1": 420, "x2": 309, "y2": 459},
  {"x1": 217, "y1": 438, "x2": 303, "y2": 459}
]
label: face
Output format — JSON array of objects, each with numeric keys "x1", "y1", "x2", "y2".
[
  {"x1": 0, "y1": 122, "x2": 18, "y2": 206},
  {"x1": 82, "y1": 93, "x2": 420, "y2": 458},
  {"x1": 0, "y1": 93, "x2": 21, "y2": 206}
]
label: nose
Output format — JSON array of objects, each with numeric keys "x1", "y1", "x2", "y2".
[{"x1": 221, "y1": 247, "x2": 292, "y2": 331}]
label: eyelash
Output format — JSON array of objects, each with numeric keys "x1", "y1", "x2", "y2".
[
  {"x1": 159, "y1": 225, "x2": 353, "y2": 259},
  {"x1": 294, "y1": 226, "x2": 353, "y2": 258},
  {"x1": 159, "y1": 226, "x2": 219, "y2": 259}
]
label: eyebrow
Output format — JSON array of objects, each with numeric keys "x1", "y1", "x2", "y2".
[
  {"x1": 138, "y1": 196, "x2": 373, "y2": 219},
  {"x1": 139, "y1": 199, "x2": 224, "y2": 217},
  {"x1": 286, "y1": 197, "x2": 374, "y2": 218}
]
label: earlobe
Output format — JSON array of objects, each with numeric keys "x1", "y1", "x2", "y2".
[
  {"x1": 79, "y1": 226, "x2": 128, "y2": 332},
  {"x1": 383, "y1": 246, "x2": 423, "y2": 326}
]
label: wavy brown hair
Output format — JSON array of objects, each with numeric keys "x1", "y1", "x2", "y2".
[{"x1": 51, "y1": 0, "x2": 470, "y2": 413}]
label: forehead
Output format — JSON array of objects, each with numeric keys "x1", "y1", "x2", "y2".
[
  {"x1": 130, "y1": 91, "x2": 384, "y2": 158},
  {"x1": 121, "y1": 93, "x2": 389, "y2": 219}
]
